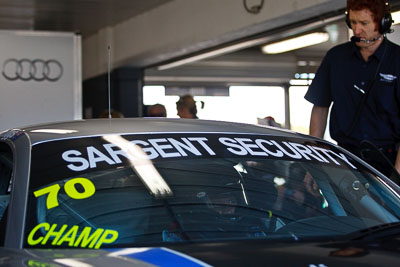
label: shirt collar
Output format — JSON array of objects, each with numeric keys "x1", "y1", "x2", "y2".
[{"x1": 351, "y1": 37, "x2": 387, "y2": 62}]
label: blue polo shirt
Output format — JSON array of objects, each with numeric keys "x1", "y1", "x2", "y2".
[{"x1": 305, "y1": 38, "x2": 400, "y2": 147}]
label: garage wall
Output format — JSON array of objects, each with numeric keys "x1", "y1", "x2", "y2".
[{"x1": 83, "y1": 0, "x2": 346, "y2": 80}]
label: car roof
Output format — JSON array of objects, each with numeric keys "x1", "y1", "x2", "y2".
[{"x1": 4, "y1": 118, "x2": 316, "y2": 145}]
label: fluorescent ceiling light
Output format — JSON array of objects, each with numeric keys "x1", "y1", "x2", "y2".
[
  {"x1": 157, "y1": 38, "x2": 269, "y2": 71},
  {"x1": 289, "y1": 79, "x2": 312, "y2": 86},
  {"x1": 392, "y1": 10, "x2": 400, "y2": 25},
  {"x1": 261, "y1": 32, "x2": 330, "y2": 54}
]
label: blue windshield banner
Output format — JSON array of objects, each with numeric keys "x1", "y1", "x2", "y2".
[{"x1": 106, "y1": 247, "x2": 212, "y2": 267}]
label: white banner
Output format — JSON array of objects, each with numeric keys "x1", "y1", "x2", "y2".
[{"x1": 0, "y1": 30, "x2": 81, "y2": 131}]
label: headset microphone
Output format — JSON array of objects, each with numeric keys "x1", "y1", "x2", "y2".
[{"x1": 351, "y1": 36, "x2": 383, "y2": 43}]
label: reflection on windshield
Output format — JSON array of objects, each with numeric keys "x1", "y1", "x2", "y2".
[
  {"x1": 25, "y1": 134, "x2": 400, "y2": 249},
  {"x1": 103, "y1": 135, "x2": 173, "y2": 198}
]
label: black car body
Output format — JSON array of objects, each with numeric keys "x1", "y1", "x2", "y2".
[{"x1": 1, "y1": 118, "x2": 400, "y2": 266}]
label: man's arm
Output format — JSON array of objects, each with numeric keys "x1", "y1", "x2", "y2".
[
  {"x1": 309, "y1": 105, "x2": 329, "y2": 138},
  {"x1": 394, "y1": 148, "x2": 400, "y2": 175}
]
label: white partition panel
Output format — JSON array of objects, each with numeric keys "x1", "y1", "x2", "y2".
[{"x1": 0, "y1": 30, "x2": 81, "y2": 131}]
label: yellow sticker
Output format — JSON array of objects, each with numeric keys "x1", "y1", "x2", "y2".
[
  {"x1": 33, "y1": 178, "x2": 96, "y2": 210},
  {"x1": 27, "y1": 222, "x2": 119, "y2": 249},
  {"x1": 64, "y1": 178, "x2": 96, "y2": 200},
  {"x1": 27, "y1": 259, "x2": 59, "y2": 267},
  {"x1": 33, "y1": 184, "x2": 61, "y2": 210}
]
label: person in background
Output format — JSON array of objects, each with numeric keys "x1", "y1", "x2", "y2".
[
  {"x1": 176, "y1": 94, "x2": 199, "y2": 119},
  {"x1": 98, "y1": 109, "x2": 124, "y2": 118},
  {"x1": 258, "y1": 116, "x2": 282, "y2": 128},
  {"x1": 304, "y1": 0, "x2": 400, "y2": 180},
  {"x1": 147, "y1": 103, "x2": 167, "y2": 117}
]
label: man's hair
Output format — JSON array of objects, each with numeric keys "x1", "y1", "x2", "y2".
[
  {"x1": 98, "y1": 109, "x2": 124, "y2": 118},
  {"x1": 147, "y1": 103, "x2": 167, "y2": 117},
  {"x1": 176, "y1": 94, "x2": 197, "y2": 116},
  {"x1": 347, "y1": 0, "x2": 390, "y2": 30}
]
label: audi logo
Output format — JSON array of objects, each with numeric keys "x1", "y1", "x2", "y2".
[{"x1": 2, "y1": 58, "x2": 63, "y2": 82}]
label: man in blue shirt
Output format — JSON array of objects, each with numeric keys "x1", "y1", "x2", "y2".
[{"x1": 305, "y1": 0, "x2": 400, "y2": 180}]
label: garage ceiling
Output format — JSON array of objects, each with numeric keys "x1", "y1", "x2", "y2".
[
  {"x1": 0, "y1": 0, "x2": 173, "y2": 36},
  {"x1": 0, "y1": 0, "x2": 335, "y2": 88},
  {"x1": 0, "y1": 1, "x2": 396, "y2": 88},
  {"x1": 145, "y1": 18, "x2": 350, "y2": 87}
]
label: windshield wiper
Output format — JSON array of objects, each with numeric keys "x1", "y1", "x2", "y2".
[{"x1": 347, "y1": 221, "x2": 400, "y2": 241}]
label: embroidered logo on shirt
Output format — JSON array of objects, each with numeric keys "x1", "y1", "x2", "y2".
[
  {"x1": 353, "y1": 84, "x2": 365, "y2": 94},
  {"x1": 379, "y1": 73, "x2": 397, "y2": 83}
]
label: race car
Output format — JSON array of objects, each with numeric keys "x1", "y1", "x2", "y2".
[{"x1": 1, "y1": 118, "x2": 400, "y2": 266}]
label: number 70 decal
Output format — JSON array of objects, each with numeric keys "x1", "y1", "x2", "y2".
[{"x1": 34, "y1": 178, "x2": 96, "y2": 210}]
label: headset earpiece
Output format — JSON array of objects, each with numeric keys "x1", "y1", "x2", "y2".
[
  {"x1": 380, "y1": 12, "x2": 393, "y2": 34},
  {"x1": 345, "y1": 11, "x2": 351, "y2": 29}
]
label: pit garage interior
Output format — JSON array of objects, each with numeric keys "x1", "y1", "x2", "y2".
[{"x1": 1, "y1": 0, "x2": 400, "y2": 140}]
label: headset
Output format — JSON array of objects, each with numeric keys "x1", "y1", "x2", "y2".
[{"x1": 345, "y1": 1, "x2": 393, "y2": 35}]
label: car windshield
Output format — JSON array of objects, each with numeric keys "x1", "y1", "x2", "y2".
[{"x1": 24, "y1": 133, "x2": 400, "y2": 249}]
